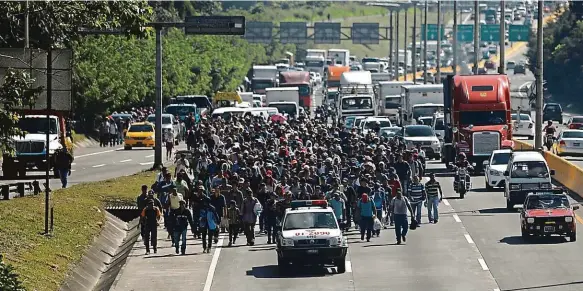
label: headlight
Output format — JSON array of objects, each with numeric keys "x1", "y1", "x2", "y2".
[
  {"x1": 329, "y1": 237, "x2": 340, "y2": 246},
  {"x1": 527, "y1": 217, "x2": 535, "y2": 223},
  {"x1": 432, "y1": 140, "x2": 439, "y2": 145},
  {"x1": 281, "y1": 238, "x2": 294, "y2": 247},
  {"x1": 510, "y1": 184, "x2": 521, "y2": 190},
  {"x1": 566, "y1": 216, "x2": 573, "y2": 223},
  {"x1": 489, "y1": 170, "x2": 500, "y2": 176},
  {"x1": 341, "y1": 236, "x2": 348, "y2": 247},
  {"x1": 540, "y1": 183, "x2": 551, "y2": 189}
]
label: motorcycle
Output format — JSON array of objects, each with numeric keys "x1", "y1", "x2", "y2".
[
  {"x1": 453, "y1": 166, "x2": 472, "y2": 199},
  {"x1": 545, "y1": 134, "x2": 554, "y2": 151}
]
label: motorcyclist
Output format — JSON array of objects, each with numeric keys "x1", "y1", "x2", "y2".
[
  {"x1": 453, "y1": 152, "x2": 472, "y2": 189},
  {"x1": 543, "y1": 120, "x2": 556, "y2": 135}
]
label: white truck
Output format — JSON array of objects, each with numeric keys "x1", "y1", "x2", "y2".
[
  {"x1": 265, "y1": 87, "x2": 300, "y2": 118},
  {"x1": 328, "y1": 49, "x2": 350, "y2": 66},
  {"x1": 371, "y1": 73, "x2": 392, "y2": 85},
  {"x1": 363, "y1": 62, "x2": 382, "y2": 73},
  {"x1": 377, "y1": 81, "x2": 413, "y2": 124},
  {"x1": 338, "y1": 71, "x2": 376, "y2": 118},
  {"x1": 252, "y1": 65, "x2": 278, "y2": 94},
  {"x1": 239, "y1": 92, "x2": 254, "y2": 104},
  {"x1": 304, "y1": 55, "x2": 326, "y2": 75},
  {"x1": 306, "y1": 49, "x2": 327, "y2": 60},
  {"x1": 401, "y1": 84, "x2": 444, "y2": 125}
]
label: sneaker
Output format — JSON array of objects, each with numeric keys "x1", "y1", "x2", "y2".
[
  {"x1": 267, "y1": 240, "x2": 272, "y2": 244},
  {"x1": 434, "y1": 219, "x2": 438, "y2": 223},
  {"x1": 175, "y1": 249, "x2": 179, "y2": 254},
  {"x1": 429, "y1": 219, "x2": 434, "y2": 223},
  {"x1": 396, "y1": 240, "x2": 402, "y2": 245},
  {"x1": 390, "y1": 222, "x2": 394, "y2": 226},
  {"x1": 181, "y1": 251, "x2": 185, "y2": 255},
  {"x1": 402, "y1": 235, "x2": 406, "y2": 242},
  {"x1": 366, "y1": 238, "x2": 370, "y2": 242},
  {"x1": 145, "y1": 251, "x2": 150, "y2": 255},
  {"x1": 228, "y1": 242, "x2": 233, "y2": 247},
  {"x1": 153, "y1": 248, "x2": 157, "y2": 254}
]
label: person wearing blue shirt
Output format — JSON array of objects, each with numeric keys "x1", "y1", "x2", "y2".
[
  {"x1": 329, "y1": 192, "x2": 346, "y2": 229},
  {"x1": 199, "y1": 196, "x2": 220, "y2": 253},
  {"x1": 371, "y1": 183, "x2": 386, "y2": 237},
  {"x1": 357, "y1": 193, "x2": 375, "y2": 242}
]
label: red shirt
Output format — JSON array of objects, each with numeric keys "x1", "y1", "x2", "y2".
[{"x1": 388, "y1": 180, "x2": 402, "y2": 198}]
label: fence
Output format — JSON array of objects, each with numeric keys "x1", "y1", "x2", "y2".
[{"x1": 1, "y1": 181, "x2": 39, "y2": 200}]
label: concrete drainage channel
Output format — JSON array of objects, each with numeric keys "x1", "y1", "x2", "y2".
[{"x1": 60, "y1": 206, "x2": 142, "y2": 291}]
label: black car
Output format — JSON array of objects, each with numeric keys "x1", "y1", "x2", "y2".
[
  {"x1": 514, "y1": 64, "x2": 526, "y2": 74},
  {"x1": 543, "y1": 103, "x2": 563, "y2": 123}
]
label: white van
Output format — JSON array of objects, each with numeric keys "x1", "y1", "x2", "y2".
[
  {"x1": 211, "y1": 107, "x2": 248, "y2": 120},
  {"x1": 503, "y1": 151, "x2": 555, "y2": 210},
  {"x1": 146, "y1": 113, "x2": 180, "y2": 145}
]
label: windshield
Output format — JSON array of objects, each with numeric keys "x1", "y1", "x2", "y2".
[
  {"x1": 435, "y1": 118, "x2": 445, "y2": 130},
  {"x1": 491, "y1": 152, "x2": 511, "y2": 165},
  {"x1": 385, "y1": 97, "x2": 401, "y2": 109},
  {"x1": 354, "y1": 118, "x2": 365, "y2": 127},
  {"x1": 563, "y1": 131, "x2": 583, "y2": 138},
  {"x1": 526, "y1": 195, "x2": 570, "y2": 210},
  {"x1": 459, "y1": 110, "x2": 507, "y2": 126},
  {"x1": 572, "y1": 117, "x2": 583, "y2": 123},
  {"x1": 19, "y1": 117, "x2": 58, "y2": 134},
  {"x1": 418, "y1": 118, "x2": 433, "y2": 126},
  {"x1": 511, "y1": 161, "x2": 549, "y2": 178},
  {"x1": 305, "y1": 60, "x2": 324, "y2": 67},
  {"x1": 252, "y1": 80, "x2": 274, "y2": 90},
  {"x1": 544, "y1": 105, "x2": 561, "y2": 112},
  {"x1": 128, "y1": 124, "x2": 154, "y2": 132},
  {"x1": 413, "y1": 105, "x2": 443, "y2": 119},
  {"x1": 364, "y1": 120, "x2": 392, "y2": 129},
  {"x1": 283, "y1": 212, "x2": 338, "y2": 230},
  {"x1": 511, "y1": 114, "x2": 531, "y2": 121},
  {"x1": 404, "y1": 126, "x2": 434, "y2": 137},
  {"x1": 147, "y1": 116, "x2": 172, "y2": 124},
  {"x1": 380, "y1": 128, "x2": 400, "y2": 137},
  {"x1": 212, "y1": 111, "x2": 244, "y2": 121},
  {"x1": 361, "y1": 58, "x2": 380, "y2": 63},
  {"x1": 271, "y1": 104, "x2": 297, "y2": 116},
  {"x1": 342, "y1": 97, "x2": 373, "y2": 110},
  {"x1": 327, "y1": 80, "x2": 341, "y2": 88},
  {"x1": 165, "y1": 106, "x2": 196, "y2": 116}
]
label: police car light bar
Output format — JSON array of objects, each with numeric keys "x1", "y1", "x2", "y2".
[{"x1": 290, "y1": 200, "x2": 328, "y2": 209}]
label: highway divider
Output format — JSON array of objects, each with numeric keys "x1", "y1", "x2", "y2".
[{"x1": 513, "y1": 138, "x2": 583, "y2": 198}]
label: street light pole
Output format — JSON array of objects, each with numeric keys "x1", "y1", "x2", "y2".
[
  {"x1": 389, "y1": 10, "x2": 394, "y2": 79},
  {"x1": 498, "y1": 0, "x2": 506, "y2": 74},
  {"x1": 453, "y1": 0, "x2": 458, "y2": 74},
  {"x1": 404, "y1": 6, "x2": 408, "y2": 81},
  {"x1": 396, "y1": 8, "x2": 400, "y2": 80},
  {"x1": 423, "y1": 0, "x2": 428, "y2": 83},
  {"x1": 154, "y1": 27, "x2": 163, "y2": 168},
  {"x1": 534, "y1": 0, "x2": 544, "y2": 149},
  {"x1": 436, "y1": 0, "x2": 442, "y2": 83},
  {"x1": 412, "y1": 2, "x2": 418, "y2": 84},
  {"x1": 473, "y1": 0, "x2": 480, "y2": 74}
]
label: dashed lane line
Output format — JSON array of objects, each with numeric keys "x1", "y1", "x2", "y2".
[
  {"x1": 478, "y1": 258, "x2": 490, "y2": 271},
  {"x1": 464, "y1": 234, "x2": 475, "y2": 244},
  {"x1": 443, "y1": 199, "x2": 450, "y2": 206},
  {"x1": 75, "y1": 148, "x2": 123, "y2": 158},
  {"x1": 92, "y1": 164, "x2": 105, "y2": 168},
  {"x1": 139, "y1": 162, "x2": 154, "y2": 166},
  {"x1": 453, "y1": 214, "x2": 462, "y2": 223},
  {"x1": 119, "y1": 159, "x2": 132, "y2": 163},
  {"x1": 145, "y1": 154, "x2": 154, "y2": 158}
]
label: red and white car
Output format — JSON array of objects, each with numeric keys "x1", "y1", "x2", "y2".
[{"x1": 566, "y1": 116, "x2": 583, "y2": 130}]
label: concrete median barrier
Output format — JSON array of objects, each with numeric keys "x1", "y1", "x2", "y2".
[
  {"x1": 542, "y1": 150, "x2": 583, "y2": 197},
  {"x1": 513, "y1": 139, "x2": 534, "y2": 150}
]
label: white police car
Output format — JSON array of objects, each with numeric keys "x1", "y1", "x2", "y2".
[{"x1": 276, "y1": 200, "x2": 348, "y2": 273}]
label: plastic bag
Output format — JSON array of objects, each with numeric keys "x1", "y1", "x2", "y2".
[
  {"x1": 253, "y1": 201, "x2": 263, "y2": 216},
  {"x1": 373, "y1": 217, "x2": 382, "y2": 231}
]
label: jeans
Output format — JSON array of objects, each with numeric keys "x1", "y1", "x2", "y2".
[
  {"x1": 394, "y1": 214, "x2": 408, "y2": 241},
  {"x1": 201, "y1": 227, "x2": 216, "y2": 250},
  {"x1": 359, "y1": 216, "x2": 374, "y2": 240},
  {"x1": 143, "y1": 225, "x2": 158, "y2": 252},
  {"x1": 173, "y1": 229, "x2": 187, "y2": 254},
  {"x1": 411, "y1": 202, "x2": 422, "y2": 223},
  {"x1": 266, "y1": 218, "x2": 278, "y2": 243},
  {"x1": 427, "y1": 196, "x2": 440, "y2": 221},
  {"x1": 58, "y1": 168, "x2": 69, "y2": 188}
]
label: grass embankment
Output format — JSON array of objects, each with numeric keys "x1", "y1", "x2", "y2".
[
  {"x1": 0, "y1": 168, "x2": 161, "y2": 291},
  {"x1": 71, "y1": 130, "x2": 87, "y2": 145}
]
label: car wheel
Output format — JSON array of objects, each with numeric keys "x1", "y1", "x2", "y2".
[
  {"x1": 124, "y1": 145, "x2": 132, "y2": 150},
  {"x1": 336, "y1": 258, "x2": 346, "y2": 273},
  {"x1": 486, "y1": 181, "x2": 494, "y2": 191},
  {"x1": 570, "y1": 232, "x2": 577, "y2": 242}
]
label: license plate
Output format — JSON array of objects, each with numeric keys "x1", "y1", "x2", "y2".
[
  {"x1": 136, "y1": 142, "x2": 143, "y2": 146},
  {"x1": 307, "y1": 249, "x2": 318, "y2": 254},
  {"x1": 575, "y1": 143, "x2": 580, "y2": 147},
  {"x1": 544, "y1": 226, "x2": 555, "y2": 232},
  {"x1": 517, "y1": 124, "x2": 524, "y2": 128}
]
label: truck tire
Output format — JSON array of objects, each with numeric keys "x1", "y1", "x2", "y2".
[
  {"x1": 336, "y1": 258, "x2": 346, "y2": 273},
  {"x1": 277, "y1": 257, "x2": 290, "y2": 274},
  {"x1": 570, "y1": 232, "x2": 577, "y2": 242}
]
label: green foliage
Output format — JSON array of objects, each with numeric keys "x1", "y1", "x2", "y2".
[
  {"x1": 0, "y1": 255, "x2": 26, "y2": 291},
  {"x1": 0, "y1": 69, "x2": 42, "y2": 155}
]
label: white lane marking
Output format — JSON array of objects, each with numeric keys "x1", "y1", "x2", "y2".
[
  {"x1": 478, "y1": 258, "x2": 490, "y2": 271},
  {"x1": 494, "y1": 289, "x2": 501, "y2": 291},
  {"x1": 92, "y1": 164, "x2": 105, "y2": 168},
  {"x1": 203, "y1": 236, "x2": 224, "y2": 291},
  {"x1": 464, "y1": 234, "x2": 475, "y2": 244},
  {"x1": 443, "y1": 199, "x2": 450, "y2": 206},
  {"x1": 70, "y1": 169, "x2": 76, "y2": 172},
  {"x1": 75, "y1": 148, "x2": 122, "y2": 158},
  {"x1": 139, "y1": 162, "x2": 154, "y2": 166},
  {"x1": 346, "y1": 260, "x2": 352, "y2": 273},
  {"x1": 453, "y1": 214, "x2": 462, "y2": 223},
  {"x1": 119, "y1": 159, "x2": 132, "y2": 163},
  {"x1": 145, "y1": 154, "x2": 154, "y2": 158},
  {"x1": 70, "y1": 163, "x2": 76, "y2": 166}
]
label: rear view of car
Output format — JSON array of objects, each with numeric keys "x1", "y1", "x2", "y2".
[
  {"x1": 543, "y1": 103, "x2": 563, "y2": 123},
  {"x1": 553, "y1": 130, "x2": 583, "y2": 157},
  {"x1": 567, "y1": 116, "x2": 583, "y2": 130},
  {"x1": 511, "y1": 113, "x2": 535, "y2": 140},
  {"x1": 124, "y1": 122, "x2": 155, "y2": 150},
  {"x1": 514, "y1": 64, "x2": 526, "y2": 74}
]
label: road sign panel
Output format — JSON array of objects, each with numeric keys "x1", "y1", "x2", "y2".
[
  {"x1": 185, "y1": 16, "x2": 245, "y2": 35},
  {"x1": 280, "y1": 22, "x2": 307, "y2": 44},
  {"x1": 457, "y1": 24, "x2": 474, "y2": 43},
  {"x1": 509, "y1": 24, "x2": 531, "y2": 42},
  {"x1": 480, "y1": 24, "x2": 500, "y2": 42},
  {"x1": 314, "y1": 22, "x2": 341, "y2": 44},
  {"x1": 244, "y1": 22, "x2": 272, "y2": 43},
  {"x1": 351, "y1": 23, "x2": 379, "y2": 44},
  {"x1": 421, "y1": 24, "x2": 445, "y2": 41}
]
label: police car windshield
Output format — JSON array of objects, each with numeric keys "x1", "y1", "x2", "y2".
[
  {"x1": 526, "y1": 195, "x2": 570, "y2": 210},
  {"x1": 283, "y1": 212, "x2": 338, "y2": 230}
]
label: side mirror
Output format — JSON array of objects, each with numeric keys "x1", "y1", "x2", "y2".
[
  {"x1": 436, "y1": 133, "x2": 441, "y2": 137},
  {"x1": 550, "y1": 169, "x2": 555, "y2": 175},
  {"x1": 503, "y1": 171, "x2": 509, "y2": 176},
  {"x1": 573, "y1": 205, "x2": 580, "y2": 210},
  {"x1": 483, "y1": 160, "x2": 489, "y2": 166}
]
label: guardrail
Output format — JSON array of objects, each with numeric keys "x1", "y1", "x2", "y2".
[{"x1": 0, "y1": 181, "x2": 40, "y2": 200}]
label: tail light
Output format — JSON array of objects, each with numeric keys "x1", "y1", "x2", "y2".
[
  {"x1": 569, "y1": 124, "x2": 575, "y2": 129},
  {"x1": 560, "y1": 140, "x2": 566, "y2": 146}
]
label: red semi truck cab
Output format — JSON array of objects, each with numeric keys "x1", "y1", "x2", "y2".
[
  {"x1": 443, "y1": 74, "x2": 514, "y2": 172},
  {"x1": 279, "y1": 71, "x2": 312, "y2": 110}
]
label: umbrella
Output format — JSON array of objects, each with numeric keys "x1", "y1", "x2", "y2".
[{"x1": 270, "y1": 114, "x2": 287, "y2": 123}]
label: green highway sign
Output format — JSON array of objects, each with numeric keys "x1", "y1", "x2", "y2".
[
  {"x1": 480, "y1": 24, "x2": 500, "y2": 42},
  {"x1": 457, "y1": 25, "x2": 474, "y2": 42},
  {"x1": 421, "y1": 24, "x2": 445, "y2": 41},
  {"x1": 509, "y1": 24, "x2": 531, "y2": 42}
]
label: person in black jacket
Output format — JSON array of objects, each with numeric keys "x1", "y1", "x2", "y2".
[
  {"x1": 264, "y1": 192, "x2": 279, "y2": 244},
  {"x1": 140, "y1": 199, "x2": 161, "y2": 255},
  {"x1": 172, "y1": 200, "x2": 195, "y2": 255},
  {"x1": 54, "y1": 147, "x2": 74, "y2": 188}
]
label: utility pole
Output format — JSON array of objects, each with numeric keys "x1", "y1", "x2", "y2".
[
  {"x1": 404, "y1": 6, "x2": 408, "y2": 81},
  {"x1": 534, "y1": 0, "x2": 544, "y2": 149},
  {"x1": 44, "y1": 47, "x2": 52, "y2": 235},
  {"x1": 453, "y1": 0, "x2": 458, "y2": 74},
  {"x1": 436, "y1": 0, "x2": 442, "y2": 83},
  {"x1": 154, "y1": 27, "x2": 163, "y2": 168},
  {"x1": 498, "y1": 0, "x2": 506, "y2": 74},
  {"x1": 389, "y1": 10, "x2": 394, "y2": 80},
  {"x1": 25, "y1": 0, "x2": 29, "y2": 48},
  {"x1": 396, "y1": 8, "x2": 400, "y2": 80},
  {"x1": 423, "y1": 1, "x2": 428, "y2": 83},
  {"x1": 473, "y1": 0, "x2": 480, "y2": 74},
  {"x1": 412, "y1": 2, "x2": 418, "y2": 84}
]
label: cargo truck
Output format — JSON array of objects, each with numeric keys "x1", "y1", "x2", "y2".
[
  {"x1": 328, "y1": 49, "x2": 350, "y2": 66},
  {"x1": 377, "y1": 81, "x2": 413, "y2": 124},
  {"x1": 401, "y1": 84, "x2": 444, "y2": 125},
  {"x1": 252, "y1": 65, "x2": 278, "y2": 94},
  {"x1": 279, "y1": 71, "x2": 312, "y2": 109},
  {"x1": 265, "y1": 87, "x2": 300, "y2": 118},
  {"x1": 442, "y1": 74, "x2": 514, "y2": 173},
  {"x1": 338, "y1": 71, "x2": 376, "y2": 118}
]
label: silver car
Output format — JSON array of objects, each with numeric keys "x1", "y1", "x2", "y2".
[
  {"x1": 553, "y1": 129, "x2": 583, "y2": 157},
  {"x1": 397, "y1": 125, "x2": 441, "y2": 159}
]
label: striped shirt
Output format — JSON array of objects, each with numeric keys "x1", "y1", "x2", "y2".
[
  {"x1": 408, "y1": 183, "x2": 426, "y2": 204},
  {"x1": 425, "y1": 181, "x2": 440, "y2": 197}
]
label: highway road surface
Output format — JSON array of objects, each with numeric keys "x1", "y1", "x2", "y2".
[{"x1": 113, "y1": 161, "x2": 583, "y2": 291}]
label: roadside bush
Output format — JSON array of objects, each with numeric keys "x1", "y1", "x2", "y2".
[{"x1": 0, "y1": 255, "x2": 26, "y2": 291}]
